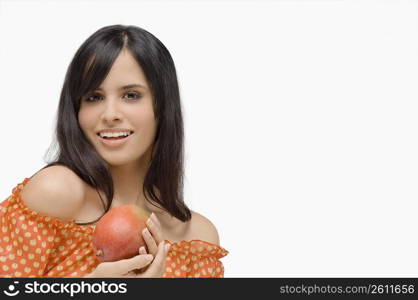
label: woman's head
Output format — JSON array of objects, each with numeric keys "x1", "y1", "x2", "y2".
[
  {"x1": 78, "y1": 48, "x2": 157, "y2": 168},
  {"x1": 45, "y1": 25, "x2": 190, "y2": 223}
]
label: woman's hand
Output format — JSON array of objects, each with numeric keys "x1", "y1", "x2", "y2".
[
  {"x1": 84, "y1": 252, "x2": 154, "y2": 278},
  {"x1": 85, "y1": 212, "x2": 170, "y2": 278},
  {"x1": 142, "y1": 212, "x2": 165, "y2": 256},
  {"x1": 126, "y1": 240, "x2": 170, "y2": 277},
  {"x1": 128, "y1": 212, "x2": 170, "y2": 277}
]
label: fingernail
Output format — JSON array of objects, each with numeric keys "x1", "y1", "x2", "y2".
[
  {"x1": 145, "y1": 254, "x2": 153, "y2": 261},
  {"x1": 142, "y1": 228, "x2": 149, "y2": 235},
  {"x1": 147, "y1": 219, "x2": 153, "y2": 226},
  {"x1": 139, "y1": 246, "x2": 145, "y2": 252},
  {"x1": 165, "y1": 243, "x2": 171, "y2": 252}
]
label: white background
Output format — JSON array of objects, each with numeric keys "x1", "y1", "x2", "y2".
[{"x1": 0, "y1": 0, "x2": 417, "y2": 277}]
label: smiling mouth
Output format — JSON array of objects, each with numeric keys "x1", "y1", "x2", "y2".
[
  {"x1": 95, "y1": 132, "x2": 134, "y2": 148},
  {"x1": 96, "y1": 131, "x2": 134, "y2": 140}
]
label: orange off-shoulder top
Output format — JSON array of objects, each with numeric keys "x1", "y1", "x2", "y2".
[{"x1": 0, "y1": 178, "x2": 228, "y2": 278}]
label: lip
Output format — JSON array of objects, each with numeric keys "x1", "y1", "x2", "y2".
[{"x1": 97, "y1": 132, "x2": 134, "y2": 148}]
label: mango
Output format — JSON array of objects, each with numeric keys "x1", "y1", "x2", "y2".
[{"x1": 92, "y1": 204, "x2": 150, "y2": 262}]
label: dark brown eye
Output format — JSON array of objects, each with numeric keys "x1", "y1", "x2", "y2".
[
  {"x1": 124, "y1": 92, "x2": 141, "y2": 100},
  {"x1": 84, "y1": 93, "x2": 103, "y2": 102}
]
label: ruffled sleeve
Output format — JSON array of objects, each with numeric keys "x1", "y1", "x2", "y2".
[
  {"x1": 163, "y1": 239, "x2": 229, "y2": 278},
  {"x1": 0, "y1": 178, "x2": 99, "y2": 278}
]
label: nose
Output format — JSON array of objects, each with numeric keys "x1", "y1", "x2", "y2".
[{"x1": 101, "y1": 98, "x2": 123, "y2": 124}]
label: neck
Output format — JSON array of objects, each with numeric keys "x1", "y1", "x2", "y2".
[
  {"x1": 108, "y1": 158, "x2": 166, "y2": 216},
  {"x1": 109, "y1": 162, "x2": 146, "y2": 206}
]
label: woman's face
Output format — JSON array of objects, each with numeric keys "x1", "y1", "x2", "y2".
[{"x1": 78, "y1": 48, "x2": 157, "y2": 167}]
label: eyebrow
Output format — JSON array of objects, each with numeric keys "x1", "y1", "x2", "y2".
[{"x1": 96, "y1": 84, "x2": 146, "y2": 91}]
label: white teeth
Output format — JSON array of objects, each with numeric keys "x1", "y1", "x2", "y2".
[{"x1": 99, "y1": 131, "x2": 132, "y2": 138}]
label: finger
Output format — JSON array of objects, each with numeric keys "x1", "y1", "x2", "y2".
[
  {"x1": 141, "y1": 242, "x2": 170, "y2": 277},
  {"x1": 147, "y1": 213, "x2": 163, "y2": 245},
  {"x1": 141, "y1": 242, "x2": 166, "y2": 277},
  {"x1": 114, "y1": 254, "x2": 153, "y2": 275},
  {"x1": 142, "y1": 227, "x2": 158, "y2": 255},
  {"x1": 123, "y1": 271, "x2": 136, "y2": 278},
  {"x1": 124, "y1": 268, "x2": 145, "y2": 277},
  {"x1": 136, "y1": 247, "x2": 150, "y2": 274}
]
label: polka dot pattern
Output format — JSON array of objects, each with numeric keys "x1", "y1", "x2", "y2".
[
  {"x1": 0, "y1": 178, "x2": 229, "y2": 278},
  {"x1": 0, "y1": 178, "x2": 99, "y2": 278},
  {"x1": 162, "y1": 240, "x2": 228, "y2": 278}
]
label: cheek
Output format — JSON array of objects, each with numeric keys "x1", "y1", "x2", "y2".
[
  {"x1": 78, "y1": 105, "x2": 95, "y2": 122},
  {"x1": 78, "y1": 113, "x2": 86, "y2": 130},
  {"x1": 78, "y1": 109, "x2": 94, "y2": 135},
  {"x1": 139, "y1": 113, "x2": 157, "y2": 138},
  {"x1": 130, "y1": 106, "x2": 157, "y2": 133}
]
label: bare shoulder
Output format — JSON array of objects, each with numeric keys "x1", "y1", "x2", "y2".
[
  {"x1": 188, "y1": 211, "x2": 220, "y2": 246},
  {"x1": 21, "y1": 165, "x2": 86, "y2": 222}
]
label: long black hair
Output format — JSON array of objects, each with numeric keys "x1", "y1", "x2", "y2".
[{"x1": 40, "y1": 24, "x2": 191, "y2": 224}]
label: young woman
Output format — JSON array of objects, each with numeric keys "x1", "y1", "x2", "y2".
[{"x1": 0, "y1": 25, "x2": 228, "y2": 278}]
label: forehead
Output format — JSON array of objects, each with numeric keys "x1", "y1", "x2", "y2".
[{"x1": 99, "y1": 48, "x2": 148, "y2": 89}]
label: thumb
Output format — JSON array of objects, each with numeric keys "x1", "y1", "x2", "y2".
[{"x1": 115, "y1": 254, "x2": 154, "y2": 275}]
